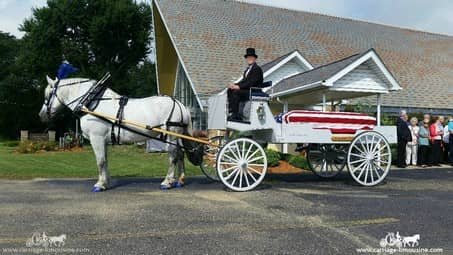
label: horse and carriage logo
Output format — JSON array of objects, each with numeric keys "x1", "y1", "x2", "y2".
[
  {"x1": 25, "y1": 232, "x2": 67, "y2": 248},
  {"x1": 379, "y1": 232, "x2": 420, "y2": 248}
]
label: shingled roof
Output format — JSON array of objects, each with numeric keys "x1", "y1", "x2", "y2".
[
  {"x1": 154, "y1": 0, "x2": 453, "y2": 110},
  {"x1": 261, "y1": 50, "x2": 299, "y2": 73}
]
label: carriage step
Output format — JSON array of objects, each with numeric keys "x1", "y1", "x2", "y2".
[
  {"x1": 227, "y1": 120, "x2": 251, "y2": 124},
  {"x1": 331, "y1": 134, "x2": 355, "y2": 142}
]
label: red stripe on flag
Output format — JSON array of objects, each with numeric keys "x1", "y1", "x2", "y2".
[
  {"x1": 314, "y1": 126, "x2": 374, "y2": 134},
  {"x1": 286, "y1": 116, "x2": 377, "y2": 125}
]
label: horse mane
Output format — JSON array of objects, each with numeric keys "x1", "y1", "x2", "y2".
[
  {"x1": 59, "y1": 77, "x2": 121, "y2": 97},
  {"x1": 59, "y1": 78, "x2": 94, "y2": 85}
]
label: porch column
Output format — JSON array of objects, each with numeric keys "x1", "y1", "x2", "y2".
[
  {"x1": 322, "y1": 94, "x2": 326, "y2": 112},
  {"x1": 282, "y1": 101, "x2": 288, "y2": 153},
  {"x1": 376, "y1": 94, "x2": 381, "y2": 126}
]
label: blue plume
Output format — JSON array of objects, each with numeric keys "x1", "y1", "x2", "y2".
[{"x1": 57, "y1": 62, "x2": 79, "y2": 79}]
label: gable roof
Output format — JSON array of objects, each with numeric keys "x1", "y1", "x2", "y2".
[
  {"x1": 271, "y1": 48, "x2": 401, "y2": 96},
  {"x1": 261, "y1": 51, "x2": 297, "y2": 73},
  {"x1": 261, "y1": 49, "x2": 313, "y2": 74},
  {"x1": 271, "y1": 52, "x2": 364, "y2": 95},
  {"x1": 154, "y1": 0, "x2": 453, "y2": 109}
]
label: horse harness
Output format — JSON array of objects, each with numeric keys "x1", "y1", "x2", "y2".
[
  {"x1": 110, "y1": 96, "x2": 128, "y2": 145},
  {"x1": 44, "y1": 79, "x2": 91, "y2": 119},
  {"x1": 45, "y1": 74, "x2": 110, "y2": 120},
  {"x1": 47, "y1": 75, "x2": 191, "y2": 149}
]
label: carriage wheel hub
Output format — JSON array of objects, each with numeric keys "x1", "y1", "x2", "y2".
[{"x1": 239, "y1": 161, "x2": 248, "y2": 171}]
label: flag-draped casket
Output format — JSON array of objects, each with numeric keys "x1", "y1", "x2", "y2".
[{"x1": 282, "y1": 110, "x2": 376, "y2": 134}]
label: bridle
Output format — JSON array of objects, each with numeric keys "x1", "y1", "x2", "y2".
[{"x1": 44, "y1": 79, "x2": 91, "y2": 119}]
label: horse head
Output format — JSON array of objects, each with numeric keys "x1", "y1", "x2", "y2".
[{"x1": 39, "y1": 75, "x2": 62, "y2": 122}]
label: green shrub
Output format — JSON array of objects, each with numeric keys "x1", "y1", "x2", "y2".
[
  {"x1": 279, "y1": 153, "x2": 293, "y2": 162},
  {"x1": 265, "y1": 149, "x2": 280, "y2": 167},
  {"x1": 16, "y1": 141, "x2": 58, "y2": 154},
  {"x1": 288, "y1": 155, "x2": 309, "y2": 169}
]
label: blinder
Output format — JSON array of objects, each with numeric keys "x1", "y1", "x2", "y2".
[{"x1": 45, "y1": 80, "x2": 60, "y2": 119}]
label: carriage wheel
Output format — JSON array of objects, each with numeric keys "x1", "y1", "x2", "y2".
[
  {"x1": 347, "y1": 131, "x2": 391, "y2": 186},
  {"x1": 307, "y1": 144, "x2": 347, "y2": 178},
  {"x1": 216, "y1": 138, "x2": 267, "y2": 191},
  {"x1": 308, "y1": 144, "x2": 347, "y2": 178},
  {"x1": 200, "y1": 136, "x2": 226, "y2": 181}
]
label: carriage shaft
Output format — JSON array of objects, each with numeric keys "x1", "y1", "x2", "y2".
[{"x1": 81, "y1": 108, "x2": 216, "y2": 146}]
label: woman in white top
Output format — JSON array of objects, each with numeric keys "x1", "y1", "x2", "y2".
[{"x1": 406, "y1": 117, "x2": 419, "y2": 166}]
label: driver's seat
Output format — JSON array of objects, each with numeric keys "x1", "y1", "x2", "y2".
[
  {"x1": 239, "y1": 81, "x2": 273, "y2": 121},
  {"x1": 250, "y1": 81, "x2": 272, "y2": 101}
]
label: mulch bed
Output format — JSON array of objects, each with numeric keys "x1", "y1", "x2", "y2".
[{"x1": 268, "y1": 160, "x2": 310, "y2": 174}]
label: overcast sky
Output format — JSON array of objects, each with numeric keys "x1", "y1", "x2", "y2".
[{"x1": 1, "y1": 0, "x2": 452, "y2": 38}]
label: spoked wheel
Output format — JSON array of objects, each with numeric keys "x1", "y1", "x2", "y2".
[
  {"x1": 307, "y1": 144, "x2": 347, "y2": 178},
  {"x1": 216, "y1": 138, "x2": 267, "y2": 191},
  {"x1": 200, "y1": 136, "x2": 226, "y2": 181},
  {"x1": 347, "y1": 131, "x2": 391, "y2": 186}
]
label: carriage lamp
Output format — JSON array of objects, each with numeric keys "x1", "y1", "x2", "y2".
[{"x1": 257, "y1": 104, "x2": 265, "y2": 120}]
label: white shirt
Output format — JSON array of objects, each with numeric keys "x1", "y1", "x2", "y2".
[
  {"x1": 443, "y1": 126, "x2": 450, "y2": 143},
  {"x1": 244, "y1": 64, "x2": 253, "y2": 77},
  {"x1": 408, "y1": 125, "x2": 419, "y2": 145}
]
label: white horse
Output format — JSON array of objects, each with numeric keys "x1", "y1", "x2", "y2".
[
  {"x1": 48, "y1": 234, "x2": 66, "y2": 247},
  {"x1": 402, "y1": 234, "x2": 420, "y2": 247},
  {"x1": 39, "y1": 76, "x2": 198, "y2": 191}
]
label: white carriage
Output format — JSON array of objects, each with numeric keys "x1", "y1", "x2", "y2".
[{"x1": 201, "y1": 79, "x2": 399, "y2": 192}]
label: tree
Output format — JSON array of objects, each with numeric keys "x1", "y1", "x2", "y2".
[
  {"x1": 20, "y1": 0, "x2": 153, "y2": 90},
  {"x1": 0, "y1": 32, "x2": 44, "y2": 139},
  {"x1": 0, "y1": 32, "x2": 18, "y2": 77},
  {"x1": 126, "y1": 60, "x2": 158, "y2": 97},
  {"x1": 0, "y1": 0, "x2": 156, "y2": 139}
]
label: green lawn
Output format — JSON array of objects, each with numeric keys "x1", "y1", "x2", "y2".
[{"x1": 0, "y1": 143, "x2": 200, "y2": 179}]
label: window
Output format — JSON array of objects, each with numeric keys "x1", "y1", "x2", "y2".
[{"x1": 174, "y1": 62, "x2": 206, "y2": 130}]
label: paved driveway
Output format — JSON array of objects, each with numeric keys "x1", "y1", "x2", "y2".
[{"x1": 0, "y1": 168, "x2": 452, "y2": 254}]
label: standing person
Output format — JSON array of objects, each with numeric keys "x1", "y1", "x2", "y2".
[
  {"x1": 396, "y1": 110, "x2": 412, "y2": 168},
  {"x1": 419, "y1": 114, "x2": 431, "y2": 127},
  {"x1": 442, "y1": 117, "x2": 450, "y2": 163},
  {"x1": 406, "y1": 117, "x2": 419, "y2": 167},
  {"x1": 418, "y1": 119, "x2": 430, "y2": 167},
  {"x1": 227, "y1": 48, "x2": 263, "y2": 121},
  {"x1": 429, "y1": 116, "x2": 444, "y2": 166},
  {"x1": 448, "y1": 117, "x2": 453, "y2": 166},
  {"x1": 419, "y1": 113, "x2": 432, "y2": 165}
]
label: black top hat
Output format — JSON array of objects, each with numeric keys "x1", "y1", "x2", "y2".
[{"x1": 244, "y1": 48, "x2": 258, "y2": 58}]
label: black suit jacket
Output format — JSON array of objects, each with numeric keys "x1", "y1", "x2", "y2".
[
  {"x1": 397, "y1": 117, "x2": 412, "y2": 142},
  {"x1": 236, "y1": 63, "x2": 263, "y2": 90}
]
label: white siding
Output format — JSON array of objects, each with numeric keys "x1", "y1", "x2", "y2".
[
  {"x1": 333, "y1": 60, "x2": 389, "y2": 92},
  {"x1": 265, "y1": 59, "x2": 307, "y2": 85}
]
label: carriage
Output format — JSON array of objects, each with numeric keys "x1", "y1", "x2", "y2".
[
  {"x1": 72, "y1": 71, "x2": 398, "y2": 192},
  {"x1": 198, "y1": 80, "x2": 397, "y2": 192},
  {"x1": 42, "y1": 51, "x2": 399, "y2": 193},
  {"x1": 78, "y1": 78, "x2": 397, "y2": 192}
]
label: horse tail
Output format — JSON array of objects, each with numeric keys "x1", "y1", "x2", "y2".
[{"x1": 184, "y1": 104, "x2": 193, "y2": 136}]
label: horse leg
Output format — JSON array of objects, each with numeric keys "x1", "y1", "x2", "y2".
[
  {"x1": 160, "y1": 143, "x2": 178, "y2": 189},
  {"x1": 176, "y1": 142, "x2": 185, "y2": 187},
  {"x1": 91, "y1": 136, "x2": 110, "y2": 192}
]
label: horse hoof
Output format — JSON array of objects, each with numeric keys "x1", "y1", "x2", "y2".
[
  {"x1": 160, "y1": 184, "x2": 172, "y2": 190},
  {"x1": 174, "y1": 182, "x2": 184, "y2": 188},
  {"x1": 91, "y1": 186, "x2": 105, "y2": 192}
]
